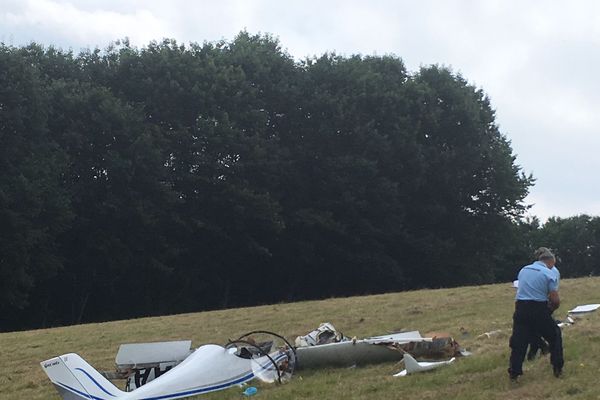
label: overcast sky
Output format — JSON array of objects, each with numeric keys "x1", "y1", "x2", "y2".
[{"x1": 2, "y1": 0, "x2": 599, "y2": 222}]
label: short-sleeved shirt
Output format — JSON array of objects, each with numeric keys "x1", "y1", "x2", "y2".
[{"x1": 515, "y1": 261, "x2": 559, "y2": 302}]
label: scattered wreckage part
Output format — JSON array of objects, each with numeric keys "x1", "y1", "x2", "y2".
[
  {"x1": 295, "y1": 330, "x2": 462, "y2": 369},
  {"x1": 294, "y1": 322, "x2": 346, "y2": 347},
  {"x1": 229, "y1": 330, "x2": 297, "y2": 382},
  {"x1": 557, "y1": 316, "x2": 575, "y2": 328},
  {"x1": 476, "y1": 330, "x2": 503, "y2": 339},
  {"x1": 106, "y1": 340, "x2": 193, "y2": 391},
  {"x1": 41, "y1": 344, "x2": 288, "y2": 400},
  {"x1": 115, "y1": 340, "x2": 192, "y2": 369},
  {"x1": 393, "y1": 353, "x2": 456, "y2": 377},
  {"x1": 365, "y1": 331, "x2": 461, "y2": 359},
  {"x1": 362, "y1": 331, "x2": 432, "y2": 344},
  {"x1": 294, "y1": 329, "x2": 426, "y2": 369},
  {"x1": 568, "y1": 304, "x2": 600, "y2": 314},
  {"x1": 458, "y1": 349, "x2": 472, "y2": 356},
  {"x1": 554, "y1": 314, "x2": 575, "y2": 329},
  {"x1": 233, "y1": 330, "x2": 298, "y2": 359},
  {"x1": 225, "y1": 340, "x2": 283, "y2": 383},
  {"x1": 236, "y1": 330, "x2": 296, "y2": 347},
  {"x1": 296, "y1": 340, "x2": 407, "y2": 369}
]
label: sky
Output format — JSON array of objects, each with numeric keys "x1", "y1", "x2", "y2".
[{"x1": 1, "y1": 0, "x2": 599, "y2": 222}]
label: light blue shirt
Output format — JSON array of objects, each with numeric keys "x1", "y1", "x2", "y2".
[
  {"x1": 551, "y1": 266, "x2": 560, "y2": 290},
  {"x1": 515, "y1": 261, "x2": 559, "y2": 301}
]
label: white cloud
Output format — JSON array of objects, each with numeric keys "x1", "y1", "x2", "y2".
[
  {"x1": 525, "y1": 190, "x2": 600, "y2": 223},
  {"x1": 1, "y1": 0, "x2": 599, "y2": 219},
  {"x1": 2, "y1": 0, "x2": 172, "y2": 49}
]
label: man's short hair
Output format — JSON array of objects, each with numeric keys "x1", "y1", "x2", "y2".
[{"x1": 534, "y1": 247, "x2": 555, "y2": 261}]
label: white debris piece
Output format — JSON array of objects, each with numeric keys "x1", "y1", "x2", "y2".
[
  {"x1": 476, "y1": 330, "x2": 502, "y2": 339},
  {"x1": 294, "y1": 322, "x2": 344, "y2": 347},
  {"x1": 393, "y1": 353, "x2": 455, "y2": 377},
  {"x1": 568, "y1": 304, "x2": 600, "y2": 314},
  {"x1": 557, "y1": 316, "x2": 575, "y2": 328}
]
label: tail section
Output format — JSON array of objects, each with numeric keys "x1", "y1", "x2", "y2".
[
  {"x1": 41, "y1": 353, "x2": 124, "y2": 400},
  {"x1": 402, "y1": 353, "x2": 422, "y2": 372},
  {"x1": 402, "y1": 352, "x2": 455, "y2": 374}
]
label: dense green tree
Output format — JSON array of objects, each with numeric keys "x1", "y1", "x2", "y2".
[
  {"x1": 272, "y1": 54, "x2": 416, "y2": 297},
  {"x1": 99, "y1": 34, "x2": 295, "y2": 309},
  {"x1": 44, "y1": 80, "x2": 176, "y2": 324},
  {"x1": 0, "y1": 34, "x2": 555, "y2": 331},
  {"x1": 398, "y1": 66, "x2": 533, "y2": 286},
  {"x1": 538, "y1": 215, "x2": 600, "y2": 277},
  {"x1": 0, "y1": 45, "x2": 72, "y2": 327}
]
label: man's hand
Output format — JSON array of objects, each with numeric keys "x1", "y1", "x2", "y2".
[{"x1": 548, "y1": 290, "x2": 560, "y2": 311}]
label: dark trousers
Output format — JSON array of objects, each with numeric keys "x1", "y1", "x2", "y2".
[
  {"x1": 509, "y1": 300, "x2": 564, "y2": 376},
  {"x1": 527, "y1": 334, "x2": 549, "y2": 360}
]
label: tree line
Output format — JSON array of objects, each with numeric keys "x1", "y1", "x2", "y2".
[{"x1": 0, "y1": 32, "x2": 596, "y2": 332}]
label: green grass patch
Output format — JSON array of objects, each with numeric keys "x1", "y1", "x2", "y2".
[{"x1": 1, "y1": 276, "x2": 599, "y2": 400}]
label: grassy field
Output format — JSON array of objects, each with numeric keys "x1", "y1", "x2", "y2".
[{"x1": 1, "y1": 277, "x2": 599, "y2": 400}]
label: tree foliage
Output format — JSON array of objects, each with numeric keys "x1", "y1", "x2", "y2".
[
  {"x1": 536, "y1": 215, "x2": 600, "y2": 277},
  {"x1": 4, "y1": 32, "x2": 583, "y2": 332},
  {"x1": 0, "y1": 46, "x2": 72, "y2": 323}
]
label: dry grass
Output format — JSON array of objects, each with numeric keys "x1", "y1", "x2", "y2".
[{"x1": 1, "y1": 277, "x2": 599, "y2": 400}]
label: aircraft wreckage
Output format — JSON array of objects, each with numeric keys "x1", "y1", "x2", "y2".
[
  {"x1": 294, "y1": 323, "x2": 466, "y2": 369},
  {"x1": 41, "y1": 324, "x2": 466, "y2": 400},
  {"x1": 41, "y1": 331, "x2": 295, "y2": 400}
]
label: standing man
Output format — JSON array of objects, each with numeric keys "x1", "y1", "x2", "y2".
[
  {"x1": 526, "y1": 249, "x2": 561, "y2": 360},
  {"x1": 508, "y1": 247, "x2": 564, "y2": 381}
]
